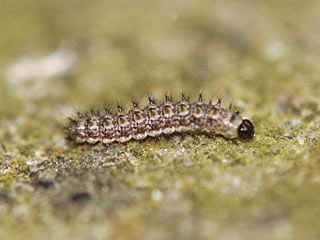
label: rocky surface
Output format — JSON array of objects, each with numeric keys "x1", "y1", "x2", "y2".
[{"x1": 1, "y1": 1, "x2": 320, "y2": 239}]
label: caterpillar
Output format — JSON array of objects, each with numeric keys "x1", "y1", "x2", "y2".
[{"x1": 65, "y1": 93, "x2": 254, "y2": 145}]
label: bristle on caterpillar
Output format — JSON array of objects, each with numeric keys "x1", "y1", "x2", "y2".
[{"x1": 66, "y1": 93, "x2": 254, "y2": 145}]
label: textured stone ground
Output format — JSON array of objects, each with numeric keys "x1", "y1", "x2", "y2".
[{"x1": 1, "y1": 1, "x2": 320, "y2": 239}]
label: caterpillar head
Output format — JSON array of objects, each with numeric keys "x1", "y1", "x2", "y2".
[{"x1": 237, "y1": 119, "x2": 254, "y2": 140}]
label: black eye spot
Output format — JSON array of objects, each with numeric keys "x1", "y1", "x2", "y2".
[{"x1": 238, "y1": 119, "x2": 254, "y2": 140}]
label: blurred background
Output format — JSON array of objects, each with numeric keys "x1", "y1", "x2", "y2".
[
  {"x1": 1, "y1": 0, "x2": 320, "y2": 239},
  {"x1": 2, "y1": 0, "x2": 320, "y2": 140},
  {"x1": 2, "y1": 0, "x2": 320, "y2": 107}
]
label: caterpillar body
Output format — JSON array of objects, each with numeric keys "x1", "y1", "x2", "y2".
[{"x1": 66, "y1": 93, "x2": 254, "y2": 145}]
